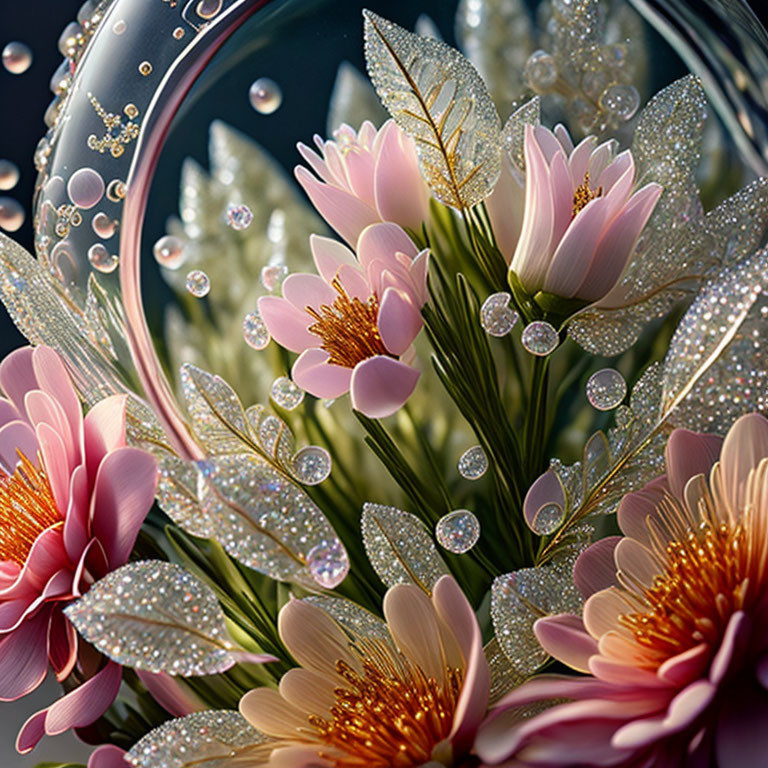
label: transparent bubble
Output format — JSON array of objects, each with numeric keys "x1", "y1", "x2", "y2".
[
  {"x1": 600, "y1": 84, "x2": 640, "y2": 120},
  {"x1": 260, "y1": 264, "x2": 288, "y2": 292},
  {"x1": 291, "y1": 446, "x2": 331, "y2": 485},
  {"x1": 524, "y1": 49, "x2": 557, "y2": 92},
  {"x1": 435, "y1": 510, "x2": 481, "y2": 554},
  {"x1": 306, "y1": 539, "x2": 348, "y2": 588},
  {"x1": 586, "y1": 368, "x2": 627, "y2": 411},
  {"x1": 67, "y1": 167, "x2": 105, "y2": 210},
  {"x1": 0, "y1": 160, "x2": 20, "y2": 191},
  {"x1": 270, "y1": 376, "x2": 304, "y2": 410},
  {"x1": 91, "y1": 212, "x2": 116, "y2": 239},
  {"x1": 185, "y1": 269, "x2": 210, "y2": 297},
  {"x1": 249, "y1": 77, "x2": 282, "y2": 114},
  {"x1": 457, "y1": 445, "x2": 488, "y2": 480},
  {"x1": 153, "y1": 235, "x2": 185, "y2": 269},
  {"x1": 2, "y1": 42, "x2": 33, "y2": 75},
  {"x1": 112, "y1": 19, "x2": 127, "y2": 35},
  {"x1": 0, "y1": 198, "x2": 25, "y2": 232},
  {"x1": 226, "y1": 203, "x2": 253, "y2": 230},
  {"x1": 243, "y1": 310, "x2": 270, "y2": 350},
  {"x1": 521, "y1": 321, "x2": 559, "y2": 356},
  {"x1": 481, "y1": 292, "x2": 518, "y2": 337},
  {"x1": 530, "y1": 503, "x2": 564, "y2": 535},
  {"x1": 87, "y1": 243, "x2": 118, "y2": 273}
]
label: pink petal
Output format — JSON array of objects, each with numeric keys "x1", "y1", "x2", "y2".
[
  {"x1": 258, "y1": 296, "x2": 318, "y2": 354},
  {"x1": 568, "y1": 135, "x2": 598, "y2": 184},
  {"x1": 349, "y1": 356, "x2": 419, "y2": 419},
  {"x1": 48, "y1": 606, "x2": 78, "y2": 681},
  {"x1": 0, "y1": 346, "x2": 37, "y2": 420},
  {"x1": 554, "y1": 123, "x2": 575, "y2": 154},
  {"x1": 533, "y1": 125, "x2": 564, "y2": 164},
  {"x1": 282, "y1": 273, "x2": 337, "y2": 314},
  {"x1": 83, "y1": 395, "x2": 128, "y2": 481},
  {"x1": 344, "y1": 146, "x2": 377, "y2": 208},
  {"x1": 0, "y1": 419, "x2": 38, "y2": 474},
  {"x1": 310, "y1": 235, "x2": 358, "y2": 284},
  {"x1": 574, "y1": 536, "x2": 621, "y2": 598},
  {"x1": 378, "y1": 287, "x2": 422, "y2": 356},
  {"x1": 534, "y1": 614, "x2": 598, "y2": 673},
  {"x1": 709, "y1": 611, "x2": 750, "y2": 685},
  {"x1": 718, "y1": 412, "x2": 768, "y2": 517},
  {"x1": 0, "y1": 396, "x2": 21, "y2": 429},
  {"x1": 596, "y1": 149, "x2": 632, "y2": 192},
  {"x1": 549, "y1": 150, "x2": 575, "y2": 247},
  {"x1": 88, "y1": 745, "x2": 130, "y2": 768},
  {"x1": 356, "y1": 222, "x2": 417, "y2": 274},
  {"x1": 89, "y1": 447, "x2": 157, "y2": 569},
  {"x1": 336, "y1": 264, "x2": 370, "y2": 302},
  {"x1": 484, "y1": 160, "x2": 525, "y2": 264},
  {"x1": 36, "y1": 422, "x2": 71, "y2": 514},
  {"x1": 664, "y1": 428, "x2": 722, "y2": 500},
  {"x1": 614, "y1": 537, "x2": 662, "y2": 590},
  {"x1": 0, "y1": 526, "x2": 68, "y2": 600},
  {"x1": 16, "y1": 709, "x2": 46, "y2": 754},
  {"x1": 657, "y1": 643, "x2": 710, "y2": 687},
  {"x1": 292, "y1": 349, "x2": 352, "y2": 400},
  {"x1": 408, "y1": 249, "x2": 430, "y2": 305},
  {"x1": 0, "y1": 611, "x2": 51, "y2": 701},
  {"x1": 137, "y1": 669, "x2": 204, "y2": 716},
  {"x1": 296, "y1": 142, "x2": 335, "y2": 184},
  {"x1": 587, "y1": 140, "x2": 619, "y2": 184},
  {"x1": 0, "y1": 599, "x2": 30, "y2": 632},
  {"x1": 63, "y1": 464, "x2": 90, "y2": 562},
  {"x1": 25, "y1": 389, "x2": 77, "y2": 471},
  {"x1": 523, "y1": 469, "x2": 565, "y2": 533},
  {"x1": 616, "y1": 476, "x2": 669, "y2": 546}
]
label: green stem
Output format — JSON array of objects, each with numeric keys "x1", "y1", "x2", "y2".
[{"x1": 524, "y1": 355, "x2": 551, "y2": 482}]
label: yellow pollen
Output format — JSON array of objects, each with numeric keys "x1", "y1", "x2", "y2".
[
  {"x1": 0, "y1": 451, "x2": 61, "y2": 566},
  {"x1": 306, "y1": 278, "x2": 392, "y2": 369},
  {"x1": 308, "y1": 654, "x2": 463, "y2": 768},
  {"x1": 572, "y1": 172, "x2": 603, "y2": 217}
]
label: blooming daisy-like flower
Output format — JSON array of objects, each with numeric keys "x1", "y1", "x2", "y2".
[
  {"x1": 240, "y1": 575, "x2": 490, "y2": 767},
  {"x1": 477, "y1": 414, "x2": 768, "y2": 767},
  {"x1": 258, "y1": 222, "x2": 429, "y2": 419},
  {"x1": 295, "y1": 119, "x2": 431, "y2": 247}
]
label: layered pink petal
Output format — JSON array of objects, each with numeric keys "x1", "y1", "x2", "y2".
[
  {"x1": 0, "y1": 419, "x2": 38, "y2": 473},
  {"x1": 48, "y1": 605, "x2": 78, "y2": 681},
  {"x1": 310, "y1": 235, "x2": 358, "y2": 285},
  {"x1": 292, "y1": 349, "x2": 352, "y2": 400},
  {"x1": 377, "y1": 288, "x2": 422, "y2": 356},
  {"x1": 137, "y1": 669, "x2": 205, "y2": 716},
  {"x1": 349, "y1": 356, "x2": 419, "y2": 418},
  {"x1": 88, "y1": 745, "x2": 130, "y2": 768},
  {"x1": 534, "y1": 614, "x2": 598, "y2": 673},
  {"x1": 83, "y1": 395, "x2": 128, "y2": 480},
  {"x1": 258, "y1": 296, "x2": 318, "y2": 354},
  {"x1": 282, "y1": 273, "x2": 337, "y2": 314},
  {"x1": 574, "y1": 536, "x2": 621, "y2": 598},
  {"x1": 718, "y1": 412, "x2": 768, "y2": 517},
  {"x1": 523, "y1": 469, "x2": 565, "y2": 533},
  {"x1": 485, "y1": 160, "x2": 525, "y2": 264},
  {"x1": 0, "y1": 611, "x2": 51, "y2": 700},
  {"x1": 0, "y1": 346, "x2": 37, "y2": 421},
  {"x1": 357, "y1": 222, "x2": 418, "y2": 275},
  {"x1": 664, "y1": 428, "x2": 722, "y2": 501}
]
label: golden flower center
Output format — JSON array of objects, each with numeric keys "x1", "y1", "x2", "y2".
[
  {"x1": 0, "y1": 451, "x2": 61, "y2": 566},
  {"x1": 309, "y1": 655, "x2": 463, "y2": 768},
  {"x1": 306, "y1": 278, "x2": 391, "y2": 369},
  {"x1": 572, "y1": 172, "x2": 603, "y2": 217}
]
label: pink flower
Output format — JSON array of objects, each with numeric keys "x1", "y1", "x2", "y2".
[
  {"x1": 476, "y1": 415, "x2": 768, "y2": 767},
  {"x1": 0, "y1": 346, "x2": 157, "y2": 750},
  {"x1": 240, "y1": 575, "x2": 490, "y2": 767},
  {"x1": 494, "y1": 123, "x2": 662, "y2": 303},
  {"x1": 295, "y1": 120, "x2": 431, "y2": 246},
  {"x1": 258, "y1": 222, "x2": 429, "y2": 419}
]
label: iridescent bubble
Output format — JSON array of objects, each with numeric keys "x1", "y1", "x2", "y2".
[
  {"x1": 2, "y1": 42, "x2": 33, "y2": 75},
  {"x1": 260, "y1": 264, "x2": 288, "y2": 292},
  {"x1": 0, "y1": 198, "x2": 24, "y2": 232},
  {"x1": 91, "y1": 212, "x2": 116, "y2": 239},
  {"x1": 435, "y1": 510, "x2": 481, "y2": 554},
  {"x1": 270, "y1": 376, "x2": 304, "y2": 410},
  {"x1": 530, "y1": 503, "x2": 564, "y2": 535},
  {"x1": 521, "y1": 321, "x2": 559, "y2": 356},
  {"x1": 481, "y1": 292, "x2": 518, "y2": 337},
  {"x1": 291, "y1": 446, "x2": 331, "y2": 485},
  {"x1": 586, "y1": 368, "x2": 627, "y2": 411},
  {"x1": 457, "y1": 446, "x2": 488, "y2": 480},
  {"x1": 185, "y1": 269, "x2": 210, "y2": 297},
  {"x1": 249, "y1": 78, "x2": 282, "y2": 115},
  {"x1": 153, "y1": 235, "x2": 185, "y2": 269},
  {"x1": 306, "y1": 539, "x2": 348, "y2": 588},
  {"x1": 87, "y1": 243, "x2": 118, "y2": 273},
  {"x1": 524, "y1": 50, "x2": 557, "y2": 92},
  {"x1": 67, "y1": 167, "x2": 105, "y2": 210},
  {"x1": 0, "y1": 160, "x2": 20, "y2": 191},
  {"x1": 196, "y1": 0, "x2": 223, "y2": 19},
  {"x1": 243, "y1": 310, "x2": 270, "y2": 350},
  {"x1": 226, "y1": 203, "x2": 253, "y2": 230},
  {"x1": 600, "y1": 84, "x2": 640, "y2": 121}
]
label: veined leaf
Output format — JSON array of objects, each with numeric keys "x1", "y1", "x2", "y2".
[{"x1": 363, "y1": 10, "x2": 502, "y2": 209}]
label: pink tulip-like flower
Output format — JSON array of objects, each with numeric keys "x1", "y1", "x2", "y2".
[
  {"x1": 477, "y1": 414, "x2": 768, "y2": 767},
  {"x1": 240, "y1": 574, "x2": 490, "y2": 767},
  {"x1": 295, "y1": 120, "x2": 431, "y2": 246},
  {"x1": 493, "y1": 123, "x2": 662, "y2": 303},
  {"x1": 0, "y1": 346, "x2": 157, "y2": 751},
  {"x1": 258, "y1": 222, "x2": 429, "y2": 419}
]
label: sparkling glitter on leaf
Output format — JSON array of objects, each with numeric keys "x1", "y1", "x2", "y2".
[
  {"x1": 127, "y1": 710, "x2": 269, "y2": 768},
  {"x1": 361, "y1": 503, "x2": 449, "y2": 592},
  {"x1": 270, "y1": 375, "x2": 304, "y2": 410},
  {"x1": 458, "y1": 445, "x2": 488, "y2": 479},
  {"x1": 363, "y1": 10, "x2": 502, "y2": 209},
  {"x1": 484, "y1": 636, "x2": 525, "y2": 704},
  {"x1": 291, "y1": 445, "x2": 331, "y2": 485},
  {"x1": 501, "y1": 96, "x2": 540, "y2": 174},
  {"x1": 304, "y1": 595, "x2": 392, "y2": 646},
  {"x1": 481, "y1": 292, "x2": 518, "y2": 336}
]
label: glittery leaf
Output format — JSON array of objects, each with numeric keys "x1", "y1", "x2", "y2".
[
  {"x1": 126, "y1": 710, "x2": 269, "y2": 768},
  {"x1": 65, "y1": 562, "x2": 246, "y2": 676},
  {"x1": 363, "y1": 10, "x2": 502, "y2": 209},
  {"x1": 485, "y1": 636, "x2": 525, "y2": 704},
  {"x1": 361, "y1": 503, "x2": 449, "y2": 592},
  {"x1": 327, "y1": 61, "x2": 388, "y2": 135},
  {"x1": 304, "y1": 595, "x2": 393, "y2": 647},
  {"x1": 502, "y1": 97, "x2": 540, "y2": 173}
]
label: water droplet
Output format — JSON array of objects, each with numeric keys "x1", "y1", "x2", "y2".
[
  {"x1": 586, "y1": 368, "x2": 627, "y2": 411},
  {"x1": 106, "y1": 179, "x2": 126, "y2": 202},
  {"x1": 185, "y1": 270, "x2": 210, "y2": 297},
  {"x1": 306, "y1": 539, "x2": 348, "y2": 588},
  {"x1": 112, "y1": 19, "x2": 127, "y2": 35},
  {"x1": 67, "y1": 168, "x2": 104, "y2": 209},
  {"x1": 0, "y1": 198, "x2": 24, "y2": 232},
  {"x1": 530, "y1": 503, "x2": 563, "y2": 535},
  {"x1": 91, "y1": 212, "x2": 116, "y2": 239},
  {"x1": 249, "y1": 78, "x2": 282, "y2": 115},
  {"x1": 2, "y1": 42, "x2": 32, "y2": 75},
  {"x1": 0, "y1": 160, "x2": 20, "y2": 191},
  {"x1": 243, "y1": 310, "x2": 270, "y2": 350},
  {"x1": 196, "y1": 0, "x2": 223, "y2": 19},
  {"x1": 260, "y1": 264, "x2": 288, "y2": 292},
  {"x1": 153, "y1": 235, "x2": 185, "y2": 269},
  {"x1": 435, "y1": 510, "x2": 481, "y2": 554},
  {"x1": 87, "y1": 243, "x2": 118, "y2": 273},
  {"x1": 458, "y1": 446, "x2": 488, "y2": 480},
  {"x1": 524, "y1": 49, "x2": 557, "y2": 92},
  {"x1": 600, "y1": 84, "x2": 640, "y2": 121},
  {"x1": 291, "y1": 446, "x2": 331, "y2": 485},
  {"x1": 270, "y1": 376, "x2": 304, "y2": 410},
  {"x1": 226, "y1": 203, "x2": 253, "y2": 230},
  {"x1": 481, "y1": 292, "x2": 518, "y2": 336},
  {"x1": 521, "y1": 321, "x2": 558, "y2": 356}
]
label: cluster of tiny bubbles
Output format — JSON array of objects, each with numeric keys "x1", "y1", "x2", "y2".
[
  {"x1": 291, "y1": 445, "x2": 332, "y2": 486},
  {"x1": 0, "y1": 160, "x2": 19, "y2": 191},
  {"x1": 586, "y1": 368, "x2": 628, "y2": 411},
  {"x1": 270, "y1": 376, "x2": 304, "y2": 411},
  {"x1": 524, "y1": 50, "x2": 557, "y2": 92},
  {"x1": 600, "y1": 84, "x2": 640, "y2": 121},
  {"x1": 249, "y1": 77, "x2": 282, "y2": 115},
  {"x1": 481, "y1": 292, "x2": 519, "y2": 337},
  {"x1": 67, "y1": 167, "x2": 105, "y2": 209},
  {"x1": 260, "y1": 263, "x2": 288, "y2": 292},
  {"x1": 306, "y1": 538, "x2": 348, "y2": 588},
  {"x1": 521, "y1": 321, "x2": 559, "y2": 356},
  {"x1": 226, "y1": 203, "x2": 253, "y2": 231},
  {"x1": 1, "y1": 42, "x2": 32, "y2": 74},
  {"x1": 457, "y1": 445, "x2": 488, "y2": 480},
  {"x1": 91, "y1": 212, "x2": 116, "y2": 239},
  {"x1": 0, "y1": 198, "x2": 24, "y2": 232},
  {"x1": 435, "y1": 510, "x2": 481, "y2": 554},
  {"x1": 153, "y1": 235, "x2": 186, "y2": 270},
  {"x1": 87, "y1": 243, "x2": 118, "y2": 273},
  {"x1": 530, "y1": 503, "x2": 564, "y2": 535},
  {"x1": 243, "y1": 310, "x2": 270, "y2": 350},
  {"x1": 185, "y1": 270, "x2": 211, "y2": 298}
]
